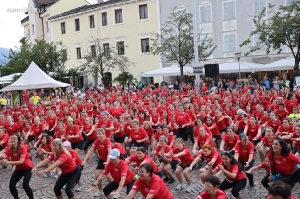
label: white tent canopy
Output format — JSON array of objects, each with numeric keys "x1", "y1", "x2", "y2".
[
  {"x1": 259, "y1": 57, "x2": 294, "y2": 71},
  {"x1": 1, "y1": 61, "x2": 70, "y2": 91},
  {"x1": 218, "y1": 61, "x2": 263, "y2": 73},
  {"x1": 139, "y1": 65, "x2": 194, "y2": 77},
  {"x1": 0, "y1": 73, "x2": 23, "y2": 82}
]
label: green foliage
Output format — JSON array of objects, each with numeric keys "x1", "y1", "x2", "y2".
[
  {"x1": 113, "y1": 71, "x2": 137, "y2": 87},
  {"x1": 2, "y1": 38, "x2": 68, "y2": 75},
  {"x1": 151, "y1": 8, "x2": 216, "y2": 81},
  {"x1": 240, "y1": 1, "x2": 300, "y2": 75},
  {"x1": 80, "y1": 36, "x2": 134, "y2": 84}
]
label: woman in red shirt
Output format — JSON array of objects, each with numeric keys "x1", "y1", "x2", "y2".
[
  {"x1": 126, "y1": 119, "x2": 149, "y2": 153},
  {"x1": 126, "y1": 163, "x2": 173, "y2": 199},
  {"x1": 164, "y1": 138, "x2": 194, "y2": 193},
  {"x1": 256, "y1": 127, "x2": 274, "y2": 162},
  {"x1": 153, "y1": 135, "x2": 179, "y2": 184},
  {"x1": 35, "y1": 134, "x2": 53, "y2": 163},
  {"x1": 5, "y1": 116, "x2": 19, "y2": 136},
  {"x1": 193, "y1": 127, "x2": 214, "y2": 157},
  {"x1": 209, "y1": 151, "x2": 246, "y2": 199},
  {"x1": 64, "y1": 117, "x2": 84, "y2": 153},
  {"x1": 220, "y1": 126, "x2": 239, "y2": 153},
  {"x1": 195, "y1": 175, "x2": 228, "y2": 199},
  {"x1": 89, "y1": 148, "x2": 135, "y2": 198},
  {"x1": 189, "y1": 143, "x2": 222, "y2": 183},
  {"x1": 0, "y1": 134, "x2": 34, "y2": 199},
  {"x1": 82, "y1": 117, "x2": 97, "y2": 154},
  {"x1": 243, "y1": 116, "x2": 262, "y2": 144},
  {"x1": 268, "y1": 137, "x2": 300, "y2": 189},
  {"x1": 82, "y1": 128, "x2": 112, "y2": 197},
  {"x1": 175, "y1": 105, "x2": 191, "y2": 145},
  {"x1": 206, "y1": 117, "x2": 221, "y2": 147},
  {"x1": 33, "y1": 138, "x2": 82, "y2": 199},
  {"x1": 266, "y1": 112, "x2": 281, "y2": 133},
  {"x1": 112, "y1": 116, "x2": 126, "y2": 144}
]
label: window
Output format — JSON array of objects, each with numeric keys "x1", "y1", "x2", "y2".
[
  {"x1": 28, "y1": 29, "x2": 30, "y2": 37},
  {"x1": 61, "y1": 22, "x2": 66, "y2": 34},
  {"x1": 139, "y1": 4, "x2": 148, "y2": 19},
  {"x1": 76, "y1": 47, "x2": 81, "y2": 59},
  {"x1": 102, "y1": 12, "x2": 107, "y2": 26},
  {"x1": 254, "y1": 0, "x2": 266, "y2": 15},
  {"x1": 103, "y1": 43, "x2": 110, "y2": 54},
  {"x1": 224, "y1": 34, "x2": 236, "y2": 52},
  {"x1": 117, "y1": 41, "x2": 125, "y2": 55},
  {"x1": 115, "y1": 9, "x2": 123, "y2": 24},
  {"x1": 223, "y1": 1, "x2": 235, "y2": 20},
  {"x1": 141, "y1": 38, "x2": 150, "y2": 53},
  {"x1": 176, "y1": 6, "x2": 187, "y2": 14},
  {"x1": 89, "y1": 15, "x2": 95, "y2": 29},
  {"x1": 45, "y1": 21, "x2": 49, "y2": 32},
  {"x1": 75, "y1": 18, "x2": 80, "y2": 31},
  {"x1": 91, "y1": 45, "x2": 96, "y2": 58},
  {"x1": 200, "y1": 5, "x2": 211, "y2": 23},
  {"x1": 31, "y1": 24, "x2": 34, "y2": 34},
  {"x1": 253, "y1": 33, "x2": 266, "y2": 48}
]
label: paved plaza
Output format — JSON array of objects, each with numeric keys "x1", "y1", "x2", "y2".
[{"x1": 1, "y1": 148, "x2": 300, "y2": 199}]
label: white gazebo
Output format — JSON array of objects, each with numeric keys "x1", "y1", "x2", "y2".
[{"x1": 1, "y1": 61, "x2": 70, "y2": 91}]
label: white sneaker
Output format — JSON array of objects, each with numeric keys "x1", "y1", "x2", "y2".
[
  {"x1": 74, "y1": 185, "x2": 83, "y2": 192},
  {"x1": 113, "y1": 193, "x2": 120, "y2": 198},
  {"x1": 94, "y1": 190, "x2": 104, "y2": 197},
  {"x1": 185, "y1": 185, "x2": 192, "y2": 193},
  {"x1": 16, "y1": 182, "x2": 20, "y2": 187},
  {"x1": 43, "y1": 172, "x2": 50, "y2": 178},
  {"x1": 175, "y1": 183, "x2": 184, "y2": 190}
]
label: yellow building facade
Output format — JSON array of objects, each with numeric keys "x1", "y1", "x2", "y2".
[{"x1": 49, "y1": 0, "x2": 161, "y2": 85}]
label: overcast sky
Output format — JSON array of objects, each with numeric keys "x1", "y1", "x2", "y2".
[{"x1": 0, "y1": 0, "x2": 97, "y2": 50}]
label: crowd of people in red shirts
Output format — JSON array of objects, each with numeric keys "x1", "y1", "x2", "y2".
[{"x1": 0, "y1": 83, "x2": 300, "y2": 199}]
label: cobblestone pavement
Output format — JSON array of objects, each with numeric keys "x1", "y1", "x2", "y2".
[{"x1": 1, "y1": 148, "x2": 300, "y2": 199}]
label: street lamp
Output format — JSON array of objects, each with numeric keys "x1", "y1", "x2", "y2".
[{"x1": 235, "y1": 52, "x2": 242, "y2": 80}]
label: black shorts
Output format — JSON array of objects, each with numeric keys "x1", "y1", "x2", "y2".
[
  {"x1": 71, "y1": 140, "x2": 84, "y2": 150},
  {"x1": 96, "y1": 159, "x2": 106, "y2": 170},
  {"x1": 176, "y1": 127, "x2": 189, "y2": 141},
  {"x1": 178, "y1": 162, "x2": 194, "y2": 170},
  {"x1": 83, "y1": 138, "x2": 96, "y2": 151},
  {"x1": 114, "y1": 135, "x2": 126, "y2": 144},
  {"x1": 28, "y1": 136, "x2": 36, "y2": 142},
  {"x1": 159, "y1": 159, "x2": 179, "y2": 171},
  {"x1": 126, "y1": 141, "x2": 149, "y2": 150}
]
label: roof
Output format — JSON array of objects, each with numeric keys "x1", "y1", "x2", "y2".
[
  {"x1": 33, "y1": 0, "x2": 59, "y2": 8},
  {"x1": 21, "y1": 16, "x2": 29, "y2": 24},
  {"x1": 48, "y1": 0, "x2": 130, "y2": 20}
]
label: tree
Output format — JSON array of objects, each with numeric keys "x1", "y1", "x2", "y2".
[
  {"x1": 80, "y1": 36, "x2": 134, "y2": 86},
  {"x1": 151, "y1": 8, "x2": 216, "y2": 82},
  {"x1": 3, "y1": 38, "x2": 68, "y2": 74},
  {"x1": 113, "y1": 71, "x2": 137, "y2": 88},
  {"x1": 240, "y1": 1, "x2": 300, "y2": 79}
]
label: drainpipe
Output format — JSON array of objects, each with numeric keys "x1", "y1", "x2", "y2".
[{"x1": 38, "y1": 4, "x2": 46, "y2": 39}]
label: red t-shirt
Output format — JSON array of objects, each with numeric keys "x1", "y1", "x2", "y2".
[
  {"x1": 215, "y1": 163, "x2": 246, "y2": 182},
  {"x1": 82, "y1": 125, "x2": 97, "y2": 140},
  {"x1": 222, "y1": 134, "x2": 239, "y2": 150},
  {"x1": 5, "y1": 123, "x2": 19, "y2": 136},
  {"x1": 268, "y1": 152, "x2": 300, "y2": 175},
  {"x1": 234, "y1": 141, "x2": 255, "y2": 162},
  {"x1": 128, "y1": 155, "x2": 160, "y2": 172},
  {"x1": 97, "y1": 119, "x2": 114, "y2": 138},
  {"x1": 113, "y1": 123, "x2": 125, "y2": 138},
  {"x1": 0, "y1": 134, "x2": 10, "y2": 148},
  {"x1": 110, "y1": 107, "x2": 125, "y2": 117},
  {"x1": 31, "y1": 123, "x2": 45, "y2": 137},
  {"x1": 292, "y1": 133, "x2": 300, "y2": 152},
  {"x1": 66, "y1": 125, "x2": 83, "y2": 143},
  {"x1": 214, "y1": 116, "x2": 227, "y2": 130},
  {"x1": 132, "y1": 174, "x2": 173, "y2": 199},
  {"x1": 5, "y1": 145, "x2": 34, "y2": 170},
  {"x1": 257, "y1": 162, "x2": 270, "y2": 175},
  {"x1": 171, "y1": 147, "x2": 194, "y2": 165},
  {"x1": 261, "y1": 136, "x2": 274, "y2": 147},
  {"x1": 69, "y1": 149, "x2": 82, "y2": 166},
  {"x1": 196, "y1": 189, "x2": 228, "y2": 199},
  {"x1": 129, "y1": 127, "x2": 149, "y2": 144},
  {"x1": 113, "y1": 142, "x2": 126, "y2": 155},
  {"x1": 155, "y1": 145, "x2": 178, "y2": 161},
  {"x1": 267, "y1": 196, "x2": 297, "y2": 199},
  {"x1": 46, "y1": 116, "x2": 57, "y2": 129},
  {"x1": 103, "y1": 160, "x2": 134, "y2": 185},
  {"x1": 198, "y1": 150, "x2": 222, "y2": 167},
  {"x1": 92, "y1": 138, "x2": 111, "y2": 161},
  {"x1": 175, "y1": 112, "x2": 191, "y2": 126},
  {"x1": 40, "y1": 142, "x2": 52, "y2": 152},
  {"x1": 266, "y1": 119, "x2": 281, "y2": 133},
  {"x1": 246, "y1": 124, "x2": 261, "y2": 140},
  {"x1": 196, "y1": 134, "x2": 214, "y2": 148},
  {"x1": 48, "y1": 152, "x2": 76, "y2": 173}
]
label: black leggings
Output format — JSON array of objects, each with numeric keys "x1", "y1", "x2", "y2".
[
  {"x1": 54, "y1": 166, "x2": 82, "y2": 198},
  {"x1": 176, "y1": 127, "x2": 189, "y2": 141},
  {"x1": 188, "y1": 126, "x2": 195, "y2": 143},
  {"x1": 83, "y1": 138, "x2": 96, "y2": 151},
  {"x1": 9, "y1": 169, "x2": 34, "y2": 199},
  {"x1": 103, "y1": 180, "x2": 134, "y2": 196},
  {"x1": 261, "y1": 174, "x2": 270, "y2": 189},
  {"x1": 279, "y1": 169, "x2": 300, "y2": 188},
  {"x1": 239, "y1": 159, "x2": 255, "y2": 186},
  {"x1": 219, "y1": 178, "x2": 247, "y2": 197}
]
